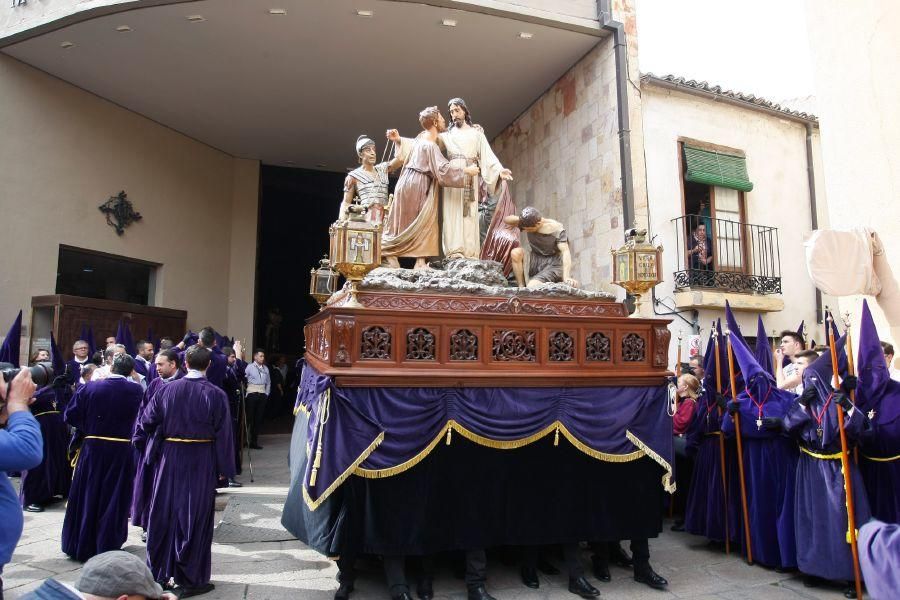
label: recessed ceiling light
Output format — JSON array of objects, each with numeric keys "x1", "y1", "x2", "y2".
[
  {"x1": 316, "y1": 163, "x2": 327, "y2": 168},
  {"x1": 186, "y1": 15, "x2": 205, "y2": 22},
  {"x1": 285, "y1": 160, "x2": 296, "y2": 165},
  {"x1": 269, "y1": 8, "x2": 286, "y2": 15},
  {"x1": 116, "y1": 25, "x2": 133, "y2": 32},
  {"x1": 60, "y1": 41, "x2": 75, "y2": 48},
  {"x1": 441, "y1": 19, "x2": 457, "y2": 27},
  {"x1": 82, "y1": 268, "x2": 94, "y2": 273},
  {"x1": 356, "y1": 9, "x2": 374, "y2": 17},
  {"x1": 518, "y1": 31, "x2": 533, "y2": 39}
]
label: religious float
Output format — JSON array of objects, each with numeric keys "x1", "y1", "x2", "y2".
[{"x1": 282, "y1": 124, "x2": 674, "y2": 564}]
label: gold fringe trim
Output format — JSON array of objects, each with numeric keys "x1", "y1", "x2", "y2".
[
  {"x1": 303, "y1": 430, "x2": 385, "y2": 511},
  {"x1": 355, "y1": 420, "x2": 662, "y2": 491},
  {"x1": 562, "y1": 425, "x2": 645, "y2": 463},
  {"x1": 451, "y1": 420, "x2": 559, "y2": 450},
  {"x1": 799, "y1": 446, "x2": 843, "y2": 460},
  {"x1": 625, "y1": 430, "x2": 676, "y2": 494},
  {"x1": 294, "y1": 402, "x2": 310, "y2": 417},
  {"x1": 861, "y1": 452, "x2": 900, "y2": 462},
  {"x1": 355, "y1": 424, "x2": 450, "y2": 479}
]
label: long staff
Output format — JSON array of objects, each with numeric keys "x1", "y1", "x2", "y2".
[
  {"x1": 725, "y1": 330, "x2": 753, "y2": 564},
  {"x1": 240, "y1": 382, "x2": 254, "y2": 482},
  {"x1": 827, "y1": 315, "x2": 862, "y2": 600},
  {"x1": 771, "y1": 329, "x2": 779, "y2": 378},
  {"x1": 712, "y1": 329, "x2": 730, "y2": 555},
  {"x1": 841, "y1": 314, "x2": 860, "y2": 466},
  {"x1": 669, "y1": 332, "x2": 683, "y2": 519}
]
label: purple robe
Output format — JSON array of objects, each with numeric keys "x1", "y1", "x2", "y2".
[
  {"x1": 858, "y1": 519, "x2": 900, "y2": 600},
  {"x1": 19, "y1": 386, "x2": 72, "y2": 506},
  {"x1": 784, "y1": 396, "x2": 872, "y2": 581},
  {"x1": 141, "y1": 376, "x2": 235, "y2": 587},
  {"x1": 858, "y1": 380, "x2": 900, "y2": 523},
  {"x1": 684, "y1": 396, "x2": 739, "y2": 543},
  {"x1": 721, "y1": 384, "x2": 798, "y2": 568},
  {"x1": 133, "y1": 356, "x2": 150, "y2": 378},
  {"x1": 224, "y1": 360, "x2": 247, "y2": 474},
  {"x1": 131, "y1": 372, "x2": 183, "y2": 528},
  {"x1": 61, "y1": 377, "x2": 143, "y2": 561}
]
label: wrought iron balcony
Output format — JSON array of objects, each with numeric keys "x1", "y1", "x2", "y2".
[{"x1": 671, "y1": 214, "x2": 781, "y2": 295}]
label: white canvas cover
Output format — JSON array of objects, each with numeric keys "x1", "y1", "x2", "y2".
[{"x1": 804, "y1": 228, "x2": 882, "y2": 296}]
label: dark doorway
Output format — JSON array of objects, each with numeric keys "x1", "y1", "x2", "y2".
[
  {"x1": 254, "y1": 166, "x2": 344, "y2": 358},
  {"x1": 56, "y1": 245, "x2": 156, "y2": 305}
]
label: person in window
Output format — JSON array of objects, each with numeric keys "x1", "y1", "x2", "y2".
[{"x1": 688, "y1": 223, "x2": 713, "y2": 270}]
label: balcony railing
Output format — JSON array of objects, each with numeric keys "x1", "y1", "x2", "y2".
[{"x1": 671, "y1": 214, "x2": 781, "y2": 295}]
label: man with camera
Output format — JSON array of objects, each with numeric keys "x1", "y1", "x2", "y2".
[{"x1": 0, "y1": 368, "x2": 42, "y2": 596}]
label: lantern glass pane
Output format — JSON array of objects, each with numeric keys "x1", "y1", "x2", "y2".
[
  {"x1": 615, "y1": 253, "x2": 631, "y2": 282},
  {"x1": 636, "y1": 252, "x2": 657, "y2": 281}
]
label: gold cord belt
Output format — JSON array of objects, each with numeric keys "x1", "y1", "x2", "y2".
[
  {"x1": 165, "y1": 438, "x2": 213, "y2": 443},
  {"x1": 861, "y1": 452, "x2": 900, "y2": 462},
  {"x1": 799, "y1": 445, "x2": 842, "y2": 460},
  {"x1": 33, "y1": 410, "x2": 60, "y2": 418},
  {"x1": 70, "y1": 435, "x2": 130, "y2": 470}
]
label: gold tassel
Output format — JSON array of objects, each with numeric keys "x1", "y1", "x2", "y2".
[
  {"x1": 445, "y1": 424, "x2": 453, "y2": 445},
  {"x1": 554, "y1": 425, "x2": 560, "y2": 447},
  {"x1": 309, "y1": 391, "x2": 330, "y2": 488}
]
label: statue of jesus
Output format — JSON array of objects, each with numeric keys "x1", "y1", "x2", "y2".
[{"x1": 384, "y1": 107, "x2": 479, "y2": 270}]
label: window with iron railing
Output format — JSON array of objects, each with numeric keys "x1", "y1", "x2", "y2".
[{"x1": 672, "y1": 214, "x2": 782, "y2": 294}]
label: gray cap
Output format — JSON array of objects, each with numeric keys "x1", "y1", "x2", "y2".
[{"x1": 75, "y1": 551, "x2": 164, "y2": 598}]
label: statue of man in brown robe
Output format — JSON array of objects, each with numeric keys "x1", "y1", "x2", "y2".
[{"x1": 384, "y1": 107, "x2": 479, "y2": 270}]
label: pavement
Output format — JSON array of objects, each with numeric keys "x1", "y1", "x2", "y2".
[{"x1": 5, "y1": 433, "x2": 849, "y2": 600}]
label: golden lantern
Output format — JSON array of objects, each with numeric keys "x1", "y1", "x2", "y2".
[
  {"x1": 329, "y1": 205, "x2": 382, "y2": 308},
  {"x1": 309, "y1": 256, "x2": 338, "y2": 308},
  {"x1": 610, "y1": 226, "x2": 663, "y2": 313}
]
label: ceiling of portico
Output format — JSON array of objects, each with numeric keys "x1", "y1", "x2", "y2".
[{"x1": 2, "y1": 0, "x2": 603, "y2": 171}]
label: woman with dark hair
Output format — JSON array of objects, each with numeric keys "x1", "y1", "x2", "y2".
[
  {"x1": 688, "y1": 223, "x2": 713, "y2": 270},
  {"x1": 29, "y1": 349, "x2": 50, "y2": 365}
]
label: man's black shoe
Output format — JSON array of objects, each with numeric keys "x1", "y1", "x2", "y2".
[
  {"x1": 634, "y1": 565, "x2": 667, "y2": 590},
  {"x1": 249, "y1": 444, "x2": 263, "y2": 450},
  {"x1": 591, "y1": 560, "x2": 610, "y2": 583},
  {"x1": 610, "y1": 544, "x2": 633, "y2": 568},
  {"x1": 391, "y1": 593, "x2": 413, "y2": 600},
  {"x1": 227, "y1": 479, "x2": 243, "y2": 488},
  {"x1": 568, "y1": 576, "x2": 600, "y2": 598},
  {"x1": 334, "y1": 581, "x2": 354, "y2": 600},
  {"x1": 24, "y1": 504, "x2": 44, "y2": 513},
  {"x1": 537, "y1": 557, "x2": 560, "y2": 575},
  {"x1": 520, "y1": 566, "x2": 539, "y2": 589},
  {"x1": 467, "y1": 585, "x2": 497, "y2": 600},
  {"x1": 174, "y1": 582, "x2": 215, "y2": 597},
  {"x1": 416, "y1": 579, "x2": 433, "y2": 600}
]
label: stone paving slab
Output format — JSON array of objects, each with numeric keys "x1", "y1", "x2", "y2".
[{"x1": 6, "y1": 433, "x2": 849, "y2": 599}]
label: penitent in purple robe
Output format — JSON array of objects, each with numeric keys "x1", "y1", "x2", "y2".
[
  {"x1": 858, "y1": 519, "x2": 900, "y2": 600},
  {"x1": 61, "y1": 376, "x2": 143, "y2": 562},
  {"x1": 684, "y1": 327, "x2": 741, "y2": 544},
  {"x1": 784, "y1": 392, "x2": 871, "y2": 581},
  {"x1": 141, "y1": 374, "x2": 235, "y2": 588},
  {"x1": 19, "y1": 385, "x2": 72, "y2": 507},
  {"x1": 853, "y1": 299, "x2": 900, "y2": 523},
  {"x1": 131, "y1": 371, "x2": 183, "y2": 529}
]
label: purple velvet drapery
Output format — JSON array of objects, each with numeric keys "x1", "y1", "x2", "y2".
[{"x1": 296, "y1": 365, "x2": 674, "y2": 509}]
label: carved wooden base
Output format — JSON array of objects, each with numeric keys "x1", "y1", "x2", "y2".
[{"x1": 305, "y1": 288, "x2": 672, "y2": 387}]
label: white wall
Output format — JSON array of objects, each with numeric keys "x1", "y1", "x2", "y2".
[
  {"x1": 805, "y1": 0, "x2": 900, "y2": 347},
  {"x1": 0, "y1": 54, "x2": 259, "y2": 353},
  {"x1": 641, "y1": 84, "x2": 827, "y2": 365}
]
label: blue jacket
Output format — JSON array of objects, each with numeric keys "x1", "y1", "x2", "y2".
[{"x1": 1, "y1": 410, "x2": 43, "y2": 570}]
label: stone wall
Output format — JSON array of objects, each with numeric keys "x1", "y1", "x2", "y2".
[{"x1": 492, "y1": 35, "x2": 624, "y2": 294}]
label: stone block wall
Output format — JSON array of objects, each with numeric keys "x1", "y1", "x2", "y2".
[{"x1": 492, "y1": 35, "x2": 624, "y2": 294}]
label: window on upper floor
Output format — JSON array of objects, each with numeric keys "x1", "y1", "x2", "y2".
[{"x1": 673, "y1": 141, "x2": 781, "y2": 295}]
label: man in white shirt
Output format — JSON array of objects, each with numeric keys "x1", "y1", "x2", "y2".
[
  {"x1": 775, "y1": 330, "x2": 805, "y2": 393},
  {"x1": 243, "y1": 350, "x2": 270, "y2": 450},
  {"x1": 883, "y1": 341, "x2": 900, "y2": 382}
]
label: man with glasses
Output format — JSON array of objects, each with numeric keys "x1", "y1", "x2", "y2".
[{"x1": 67, "y1": 340, "x2": 91, "y2": 384}]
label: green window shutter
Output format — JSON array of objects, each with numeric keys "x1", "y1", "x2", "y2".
[{"x1": 683, "y1": 145, "x2": 754, "y2": 192}]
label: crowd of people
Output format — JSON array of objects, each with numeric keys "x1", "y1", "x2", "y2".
[
  {"x1": 669, "y1": 301, "x2": 900, "y2": 598},
  {"x1": 0, "y1": 324, "x2": 295, "y2": 598}
]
